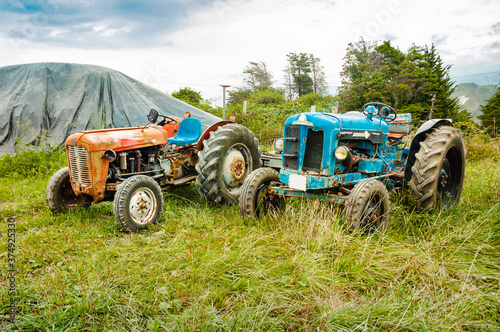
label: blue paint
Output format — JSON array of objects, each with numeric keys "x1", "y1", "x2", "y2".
[{"x1": 277, "y1": 110, "x2": 410, "y2": 191}]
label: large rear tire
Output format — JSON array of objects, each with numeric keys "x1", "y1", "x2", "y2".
[
  {"x1": 46, "y1": 167, "x2": 92, "y2": 214},
  {"x1": 196, "y1": 123, "x2": 261, "y2": 206},
  {"x1": 344, "y1": 179, "x2": 390, "y2": 233},
  {"x1": 409, "y1": 126, "x2": 466, "y2": 210},
  {"x1": 239, "y1": 168, "x2": 285, "y2": 220},
  {"x1": 113, "y1": 175, "x2": 163, "y2": 232}
]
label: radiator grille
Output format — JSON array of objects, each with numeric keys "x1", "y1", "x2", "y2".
[
  {"x1": 67, "y1": 145, "x2": 91, "y2": 187},
  {"x1": 283, "y1": 126, "x2": 300, "y2": 170},
  {"x1": 303, "y1": 129, "x2": 324, "y2": 172}
]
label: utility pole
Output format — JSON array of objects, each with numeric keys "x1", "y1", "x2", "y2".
[
  {"x1": 428, "y1": 94, "x2": 436, "y2": 120},
  {"x1": 220, "y1": 85, "x2": 230, "y2": 120}
]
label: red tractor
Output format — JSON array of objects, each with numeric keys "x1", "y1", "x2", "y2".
[{"x1": 46, "y1": 109, "x2": 261, "y2": 231}]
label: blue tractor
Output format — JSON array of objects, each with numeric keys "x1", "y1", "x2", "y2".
[{"x1": 239, "y1": 102, "x2": 466, "y2": 232}]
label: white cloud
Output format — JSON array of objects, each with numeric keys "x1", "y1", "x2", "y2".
[{"x1": 0, "y1": 0, "x2": 499, "y2": 103}]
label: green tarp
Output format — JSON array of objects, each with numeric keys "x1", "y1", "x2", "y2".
[{"x1": 0, "y1": 63, "x2": 221, "y2": 153}]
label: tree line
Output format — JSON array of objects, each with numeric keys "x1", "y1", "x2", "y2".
[{"x1": 172, "y1": 39, "x2": 500, "y2": 126}]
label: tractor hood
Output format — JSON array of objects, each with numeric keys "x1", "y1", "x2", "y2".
[
  {"x1": 65, "y1": 126, "x2": 169, "y2": 152},
  {"x1": 285, "y1": 112, "x2": 389, "y2": 133},
  {"x1": 285, "y1": 112, "x2": 389, "y2": 144}
]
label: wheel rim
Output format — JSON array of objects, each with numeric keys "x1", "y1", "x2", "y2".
[
  {"x1": 222, "y1": 143, "x2": 252, "y2": 194},
  {"x1": 438, "y1": 146, "x2": 462, "y2": 207},
  {"x1": 129, "y1": 187, "x2": 157, "y2": 225},
  {"x1": 61, "y1": 179, "x2": 87, "y2": 209},
  {"x1": 255, "y1": 184, "x2": 269, "y2": 219},
  {"x1": 255, "y1": 183, "x2": 283, "y2": 219},
  {"x1": 360, "y1": 195, "x2": 384, "y2": 232}
]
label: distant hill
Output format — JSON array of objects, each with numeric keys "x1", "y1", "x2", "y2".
[{"x1": 452, "y1": 83, "x2": 498, "y2": 121}]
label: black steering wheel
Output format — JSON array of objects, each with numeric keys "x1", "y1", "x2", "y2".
[
  {"x1": 362, "y1": 102, "x2": 397, "y2": 122},
  {"x1": 157, "y1": 114, "x2": 178, "y2": 126}
]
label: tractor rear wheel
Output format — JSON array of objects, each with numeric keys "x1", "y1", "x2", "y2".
[
  {"x1": 344, "y1": 179, "x2": 390, "y2": 233},
  {"x1": 113, "y1": 175, "x2": 163, "y2": 232},
  {"x1": 196, "y1": 123, "x2": 261, "y2": 206},
  {"x1": 409, "y1": 126, "x2": 465, "y2": 210},
  {"x1": 46, "y1": 167, "x2": 92, "y2": 214},
  {"x1": 239, "y1": 167, "x2": 285, "y2": 220}
]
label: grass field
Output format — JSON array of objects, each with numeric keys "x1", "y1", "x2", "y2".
[{"x1": 1, "y1": 141, "x2": 499, "y2": 331}]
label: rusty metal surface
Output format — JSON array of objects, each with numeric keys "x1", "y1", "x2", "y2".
[
  {"x1": 66, "y1": 126, "x2": 170, "y2": 152},
  {"x1": 268, "y1": 185, "x2": 348, "y2": 204},
  {"x1": 195, "y1": 120, "x2": 234, "y2": 151},
  {"x1": 65, "y1": 125, "x2": 178, "y2": 202}
]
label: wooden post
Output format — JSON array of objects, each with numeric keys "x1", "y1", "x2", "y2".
[
  {"x1": 428, "y1": 94, "x2": 436, "y2": 120},
  {"x1": 242, "y1": 100, "x2": 247, "y2": 115},
  {"x1": 219, "y1": 84, "x2": 230, "y2": 120}
]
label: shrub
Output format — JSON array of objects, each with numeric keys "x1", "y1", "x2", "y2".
[
  {"x1": 0, "y1": 145, "x2": 66, "y2": 179},
  {"x1": 249, "y1": 90, "x2": 286, "y2": 105},
  {"x1": 464, "y1": 134, "x2": 500, "y2": 163}
]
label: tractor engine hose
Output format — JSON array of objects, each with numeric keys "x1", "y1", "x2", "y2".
[{"x1": 135, "y1": 150, "x2": 142, "y2": 172}]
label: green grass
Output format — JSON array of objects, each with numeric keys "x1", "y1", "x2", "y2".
[{"x1": 1, "y1": 150, "x2": 499, "y2": 331}]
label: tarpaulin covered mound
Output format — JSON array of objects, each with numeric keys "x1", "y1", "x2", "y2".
[{"x1": 0, "y1": 62, "x2": 221, "y2": 153}]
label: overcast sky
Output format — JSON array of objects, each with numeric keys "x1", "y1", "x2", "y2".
[{"x1": 1, "y1": 0, "x2": 499, "y2": 103}]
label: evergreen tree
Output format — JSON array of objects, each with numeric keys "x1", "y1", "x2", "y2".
[
  {"x1": 338, "y1": 38, "x2": 387, "y2": 111},
  {"x1": 338, "y1": 39, "x2": 468, "y2": 121},
  {"x1": 479, "y1": 86, "x2": 500, "y2": 128},
  {"x1": 286, "y1": 52, "x2": 313, "y2": 97}
]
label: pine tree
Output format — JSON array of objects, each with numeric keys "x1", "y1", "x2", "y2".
[
  {"x1": 479, "y1": 86, "x2": 500, "y2": 129},
  {"x1": 338, "y1": 39, "x2": 469, "y2": 121}
]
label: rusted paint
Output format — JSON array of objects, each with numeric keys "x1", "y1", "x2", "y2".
[
  {"x1": 65, "y1": 125, "x2": 179, "y2": 202},
  {"x1": 196, "y1": 120, "x2": 234, "y2": 151},
  {"x1": 229, "y1": 155, "x2": 245, "y2": 181}
]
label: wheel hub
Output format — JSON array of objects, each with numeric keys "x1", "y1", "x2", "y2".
[
  {"x1": 439, "y1": 158, "x2": 451, "y2": 190},
  {"x1": 129, "y1": 188, "x2": 156, "y2": 224},
  {"x1": 223, "y1": 149, "x2": 247, "y2": 188}
]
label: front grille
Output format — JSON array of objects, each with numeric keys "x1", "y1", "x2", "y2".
[
  {"x1": 303, "y1": 129, "x2": 324, "y2": 172},
  {"x1": 67, "y1": 145, "x2": 91, "y2": 187},
  {"x1": 283, "y1": 126, "x2": 300, "y2": 170}
]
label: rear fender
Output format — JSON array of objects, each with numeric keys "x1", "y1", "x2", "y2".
[
  {"x1": 196, "y1": 120, "x2": 234, "y2": 151},
  {"x1": 404, "y1": 119, "x2": 452, "y2": 180}
]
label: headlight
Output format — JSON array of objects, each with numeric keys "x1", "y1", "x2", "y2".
[
  {"x1": 334, "y1": 146, "x2": 349, "y2": 161},
  {"x1": 274, "y1": 138, "x2": 284, "y2": 153}
]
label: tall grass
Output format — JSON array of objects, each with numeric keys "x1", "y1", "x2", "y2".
[{"x1": 0, "y1": 136, "x2": 499, "y2": 331}]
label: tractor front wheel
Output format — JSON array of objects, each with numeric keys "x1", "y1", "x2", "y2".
[
  {"x1": 344, "y1": 179, "x2": 390, "y2": 233},
  {"x1": 409, "y1": 126, "x2": 466, "y2": 210},
  {"x1": 239, "y1": 167, "x2": 285, "y2": 220},
  {"x1": 113, "y1": 175, "x2": 163, "y2": 232},
  {"x1": 46, "y1": 167, "x2": 92, "y2": 214},
  {"x1": 196, "y1": 123, "x2": 261, "y2": 206}
]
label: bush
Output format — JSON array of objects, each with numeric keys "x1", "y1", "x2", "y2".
[
  {"x1": 249, "y1": 90, "x2": 286, "y2": 105},
  {"x1": 297, "y1": 93, "x2": 336, "y2": 107},
  {"x1": 464, "y1": 133, "x2": 500, "y2": 163},
  {"x1": 0, "y1": 146, "x2": 66, "y2": 179}
]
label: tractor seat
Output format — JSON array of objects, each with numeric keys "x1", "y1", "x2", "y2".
[{"x1": 166, "y1": 118, "x2": 202, "y2": 146}]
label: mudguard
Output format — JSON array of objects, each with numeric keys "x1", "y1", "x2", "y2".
[{"x1": 404, "y1": 119, "x2": 453, "y2": 181}]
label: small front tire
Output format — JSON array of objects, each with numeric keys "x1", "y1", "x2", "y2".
[
  {"x1": 344, "y1": 179, "x2": 390, "y2": 233},
  {"x1": 46, "y1": 167, "x2": 92, "y2": 214},
  {"x1": 113, "y1": 175, "x2": 163, "y2": 232},
  {"x1": 239, "y1": 167, "x2": 285, "y2": 220}
]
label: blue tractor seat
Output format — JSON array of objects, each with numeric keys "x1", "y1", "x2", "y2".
[{"x1": 166, "y1": 118, "x2": 202, "y2": 146}]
